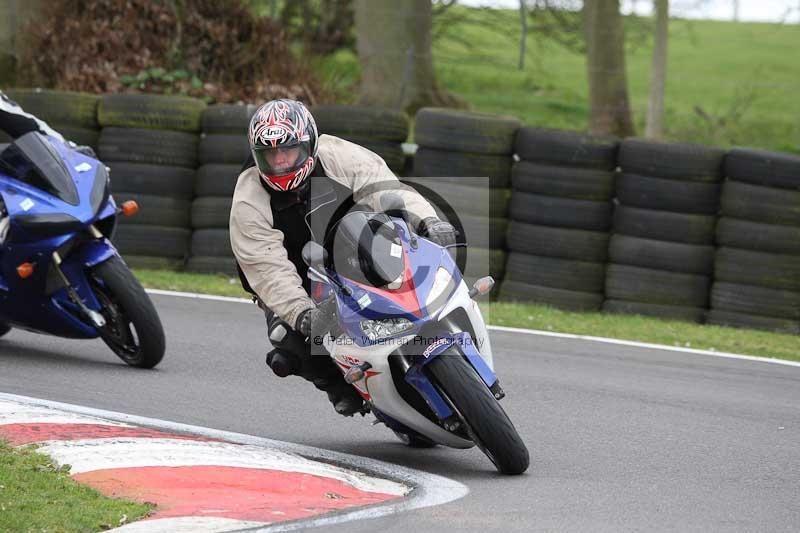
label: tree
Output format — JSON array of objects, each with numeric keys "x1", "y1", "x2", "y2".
[
  {"x1": 0, "y1": 0, "x2": 45, "y2": 85},
  {"x1": 519, "y1": 0, "x2": 528, "y2": 70},
  {"x1": 645, "y1": 0, "x2": 669, "y2": 138},
  {"x1": 0, "y1": 2, "x2": 14, "y2": 85},
  {"x1": 354, "y1": 0, "x2": 463, "y2": 113},
  {"x1": 18, "y1": 0, "x2": 322, "y2": 103},
  {"x1": 274, "y1": 0, "x2": 355, "y2": 55},
  {"x1": 583, "y1": 0, "x2": 635, "y2": 136}
]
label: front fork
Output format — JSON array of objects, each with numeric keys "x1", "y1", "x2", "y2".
[
  {"x1": 401, "y1": 330, "x2": 504, "y2": 431},
  {"x1": 51, "y1": 249, "x2": 106, "y2": 329},
  {"x1": 49, "y1": 226, "x2": 117, "y2": 331}
]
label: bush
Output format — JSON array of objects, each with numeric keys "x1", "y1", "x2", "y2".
[{"x1": 17, "y1": 0, "x2": 326, "y2": 104}]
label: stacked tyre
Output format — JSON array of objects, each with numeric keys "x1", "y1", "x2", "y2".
[
  {"x1": 3, "y1": 89, "x2": 100, "y2": 150},
  {"x1": 188, "y1": 104, "x2": 256, "y2": 275},
  {"x1": 98, "y1": 94, "x2": 205, "y2": 269},
  {"x1": 706, "y1": 149, "x2": 800, "y2": 334},
  {"x1": 603, "y1": 139, "x2": 725, "y2": 322},
  {"x1": 409, "y1": 108, "x2": 521, "y2": 292},
  {"x1": 311, "y1": 105, "x2": 409, "y2": 174},
  {"x1": 499, "y1": 128, "x2": 618, "y2": 311}
]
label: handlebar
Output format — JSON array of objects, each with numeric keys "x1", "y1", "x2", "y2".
[{"x1": 315, "y1": 293, "x2": 340, "y2": 338}]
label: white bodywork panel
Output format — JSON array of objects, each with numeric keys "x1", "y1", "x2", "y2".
[{"x1": 324, "y1": 280, "x2": 494, "y2": 448}]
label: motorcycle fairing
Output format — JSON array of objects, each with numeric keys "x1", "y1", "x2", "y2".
[
  {"x1": 0, "y1": 134, "x2": 108, "y2": 235},
  {"x1": 320, "y1": 214, "x2": 497, "y2": 446},
  {"x1": 327, "y1": 219, "x2": 462, "y2": 348},
  {"x1": 0, "y1": 134, "x2": 119, "y2": 338}
]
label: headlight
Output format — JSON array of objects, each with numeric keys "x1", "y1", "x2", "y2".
[
  {"x1": 360, "y1": 317, "x2": 413, "y2": 340},
  {"x1": 425, "y1": 267, "x2": 455, "y2": 309}
]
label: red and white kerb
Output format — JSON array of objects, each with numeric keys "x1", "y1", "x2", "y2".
[{"x1": 0, "y1": 398, "x2": 407, "y2": 532}]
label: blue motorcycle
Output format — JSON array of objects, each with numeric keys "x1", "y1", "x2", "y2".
[{"x1": 0, "y1": 132, "x2": 165, "y2": 368}]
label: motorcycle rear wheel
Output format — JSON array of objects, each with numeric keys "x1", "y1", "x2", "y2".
[
  {"x1": 428, "y1": 350, "x2": 529, "y2": 475},
  {"x1": 91, "y1": 256, "x2": 165, "y2": 368}
]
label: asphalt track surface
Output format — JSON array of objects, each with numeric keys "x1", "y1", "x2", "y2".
[{"x1": 1, "y1": 293, "x2": 799, "y2": 532}]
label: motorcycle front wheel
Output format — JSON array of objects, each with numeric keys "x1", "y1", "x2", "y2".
[
  {"x1": 428, "y1": 350, "x2": 529, "y2": 475},
  {"x1": 90, "y1": 255, "x2": 165, "y2": 369}
]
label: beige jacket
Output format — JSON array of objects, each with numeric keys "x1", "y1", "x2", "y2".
[{"x1": 229, "y1": 134, "x2": 438, "y2": 327}]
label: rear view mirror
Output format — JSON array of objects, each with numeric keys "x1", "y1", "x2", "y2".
[{"x1": 302, "y1": 241, "x2": 328, "y2": 267}]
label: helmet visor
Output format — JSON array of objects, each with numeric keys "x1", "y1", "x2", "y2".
[{"x1": 253, "y1": 142, "x2": 311, "y2": 177}]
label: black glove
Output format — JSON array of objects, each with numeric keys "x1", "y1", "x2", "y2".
[
  {"x1": 419, "y1": 217, "x2": 457, "y2": 247},
  {"x1": 295, "y1": 297, "x2": 337, "y2": 338}
]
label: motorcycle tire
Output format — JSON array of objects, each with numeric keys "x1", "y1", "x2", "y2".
[
  {"x1": 90, "y1": 256, "x2": 165, "y2": 369},
  {"x1": 427, "y1": 350, "x2": 529, "y2": 475}
]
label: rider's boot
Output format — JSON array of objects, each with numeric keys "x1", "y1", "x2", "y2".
[
  {"x1": 265, "y1": 310, "x2": 363, "y2": 416},
  {"x1": 303, "y1": 357, "x2": 364, "y2": 416},
  {"x1": 323, "y1": 382, "x2": 364, "y2": 416},
  {"x1": 266, "y1": 347, "x2": 363, "y2": 416}
]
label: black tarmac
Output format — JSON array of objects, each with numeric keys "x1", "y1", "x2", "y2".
[{"x1": 1, "y1": 294, "x2": 798, "y2": 532}]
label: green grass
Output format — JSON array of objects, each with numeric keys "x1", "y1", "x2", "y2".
[
  {"x1": 317, "y1": 7, "x2": 800, "y2": 152},
  {"x1": 134, "y1": 268, "x2": 249, "y2": 298},
  {"x1": 134, "y1": 269, "x2": 800, "y2": 363},
  {"x1": 486, "y1": 302, "x2": 800, "y2": 362},
  {"x1": 0, "y1": 441, "x2": 152, "y2": 532}
]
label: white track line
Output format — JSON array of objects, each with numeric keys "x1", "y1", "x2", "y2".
[
  {"x1": 0, "y1": 392, "x2": 468, "y2": 532},
  {"x1": 146, "y1": 288, "x2": 800, "y2": 369},
  {"x1": 488, "y1": 324, "x2": 800, "y2": 368},
  {"x1": 147, "y1": 288, "x2": 255, "y2": 304}
]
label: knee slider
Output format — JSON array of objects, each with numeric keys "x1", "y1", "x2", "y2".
[
  {"x1": 266, "y1": 318, "x2": 308, "y2": 377},
  {"x1": 268, "y1": 321, "x2": 289, "y2": 344},
  {"x1": 266, "y1": 348, "x2": 299, "y2": 378}
]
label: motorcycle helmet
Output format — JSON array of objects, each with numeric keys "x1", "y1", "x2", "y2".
[{"x1": 248, "y1": 99, "x2": 318, "y2": 191}]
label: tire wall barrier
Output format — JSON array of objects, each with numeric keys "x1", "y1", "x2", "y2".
[
  {"x1": 408, "y1": 108, "x2": 521, "y2": 297},
  {"x1": 499, "y1": 127, "x2": 619, "y2": 311},
  {"x1": 3, "y1": 89, "x2": 799, "y2": 334},
  {"x1": 2, "y1": 89, "x2": 101, "y2": 149},
  {"x1": 312, "y1": 105, "x2": 409, "y2": 175},
  {"x1": 97, "y1": 94, "x2": 205, "y2": 269},
  {"x1": 186, "y1": 104, "x2": 256, "y2": 275},
  {"x1": 603, "y1": 139, "x2": 725, "y2": 322},
  {"x1": 707, "y1": 149, "x2": 800, "y2": 334}
]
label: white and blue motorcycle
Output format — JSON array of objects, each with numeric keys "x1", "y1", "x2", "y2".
[{"x1": 303, "y1": 204, "x2": 529, "y2": 475}]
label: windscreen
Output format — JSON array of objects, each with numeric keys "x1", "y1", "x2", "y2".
[
  {"x1": 0, "y1": 132, "x2": 79, "y2": 205},
  {"x1": 326, "y1": 211, "x2": 405, "y2": 288}
]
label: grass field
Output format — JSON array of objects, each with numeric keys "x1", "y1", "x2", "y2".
[
  {"x1": 317, "y1": 7, "x2": 800, "y2": 152},
  {"x1": 134, "y1": 269, "x2": 800, "y2": 363},
  {"x1": 0, "y1": 442, "x2": 151, "y2": 532}
]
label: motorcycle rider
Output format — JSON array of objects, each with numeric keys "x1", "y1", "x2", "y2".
[
  {"x1": 0, "y1": 89, "x2": 95, "y2": 156},
  {"x1": 0, "y1": 90, "x2": 96, "y2": 244},
  {"x1": 0, "y1": 90, "x2": 64, "y2": 141},
  {"x1": 230, "y1": 99, "x2": 457, "y2": 416}
]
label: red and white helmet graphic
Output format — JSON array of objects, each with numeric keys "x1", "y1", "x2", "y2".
[{"x1": 248, "y1": 99, "x2": 318, "y2": 191}]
